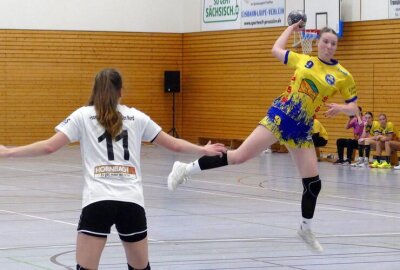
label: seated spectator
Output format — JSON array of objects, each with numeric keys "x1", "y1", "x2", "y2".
[
  {"x1": 355, "y1": 112, "x2": 378, "y2": 167},
  {"x1": 369, "y1": 114, "x2": 398, "y2": 168},
  {"x1": 390, "y1": 138, "x2": 400, "y2": 169},
  {"x1": 312, "y1": 118, "x2": 328, "y2": 161},
  {"x1": 334, "y1": 107, "x2": 364, "y2": 165}
]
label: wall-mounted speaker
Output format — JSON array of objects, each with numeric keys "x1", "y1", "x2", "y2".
[{"x1": 164, "y1": 71, "x2": 180, "y2": 93}]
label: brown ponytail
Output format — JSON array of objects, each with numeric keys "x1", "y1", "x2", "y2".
[{"x1": 88, "y1": 68, "x2": 123, "y2": 138}]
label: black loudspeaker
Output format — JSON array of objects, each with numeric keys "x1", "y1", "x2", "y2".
[{"x1": 164, "y1": 71, "x2": 180, "y2": 93}]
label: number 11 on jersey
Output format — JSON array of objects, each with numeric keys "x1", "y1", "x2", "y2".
[{"x1": 98, "y1": 130, "x2": 130, "y2": 161}]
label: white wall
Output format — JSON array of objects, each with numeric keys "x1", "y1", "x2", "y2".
[
  {"x1": 286, "y1": 0, "x2": 304, "y2": 14},
  {"x1": 361, "y1": 0, "x2": 389, "y2": 21},
  {"x1": 342, "y1": 0, "x2": 361, "y2": 22},
  {"x1": 0, "y1": 0, "x2": 184, "y2": 33},
  {"x1": 183, "y1": 0, "x2": 202, "y2": 33}
]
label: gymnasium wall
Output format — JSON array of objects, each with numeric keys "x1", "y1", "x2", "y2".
[
  {"x1": 0, "y1": 30, "x2": 182, "y2": 145},
  {"x1": 181, "y1": 19, "x2": 400, "y2": 154},
  {"x1": 1, "y1": 19, "x2": 399, "y2": 155},
  {"x1": 0, "y1": 0, "x2": 184, "y2": 33}
]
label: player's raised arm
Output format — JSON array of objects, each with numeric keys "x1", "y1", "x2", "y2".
[{"x1": 272, "y1": 20, "x2": 304, "y2": 63}]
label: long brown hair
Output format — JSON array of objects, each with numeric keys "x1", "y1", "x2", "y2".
[{"x1": 88, "y1": 68, "x2": 123, "y2": 138}]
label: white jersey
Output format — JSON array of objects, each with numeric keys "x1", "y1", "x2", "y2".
[{"x1": 55, "y1": 105, "x2": 162, "y2": 208}]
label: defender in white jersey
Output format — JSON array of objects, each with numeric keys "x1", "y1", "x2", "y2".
[{"x1": 0, "y1": 68, "x2": 226, "y2": 270}]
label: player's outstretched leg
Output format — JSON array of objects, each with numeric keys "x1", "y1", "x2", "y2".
[{"x1": 168, "y1": 126, "x2": 277, "y2": 191}]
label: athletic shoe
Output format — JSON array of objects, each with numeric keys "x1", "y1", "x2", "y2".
[
  {"x1": 333, "y1": 159, "x2": 344, "y2": 165},
  {"x1": 358, "y1": 160, "x2": 369, "y2": 168},
  {"x1": 377, "y1": 161, "x2": 391, "y2": 169},
  {"x1": 341, "y1": 159, "x2": 351, "y2": 166},
  {"x1": 394, "y1": 164, "x2": 400, "y2": 170},
  {"x1": 351, "y1": 157, "x2": 364, "y2": 167},
  {"x1": 297, "y1": 226, "x2": 324, "y2": 253},
  {"x1": 167, "y1": 161, "x2": 189, "y2": 191},
  {"x1": 370, "y1": 160, "x2": 380, "y2": 168}
]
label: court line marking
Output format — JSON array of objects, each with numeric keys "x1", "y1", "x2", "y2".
[
  {"x1": 6, "y1": 257, "x2": 53, "y2": 270},
  {"x1": 144, "y1": 183, "x2": 400, "y2": 219},
  {"x1": 0, "y1": 162, "x2": 400, "y2": 205},
  {"x1": 2, "y1": 232, "x2": 400, "y2": 251},
  {"x1": 1, "y1": 164, "x2": 400, "y2": 219},
  {"x1": 0, "y1": 209, "x2": 159, "y2": 246},
  {"x1": 202, "y1": 177, "x2": 400, "y2": 206},
  {"x1": 1, "y1": 165, "x2": 400, "y2": 225}
]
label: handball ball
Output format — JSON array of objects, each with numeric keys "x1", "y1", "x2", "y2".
[{"x1": 287, "y1": 10, "x2": 307, "y2": 28}]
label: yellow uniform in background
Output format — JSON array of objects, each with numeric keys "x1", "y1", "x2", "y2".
[{"x1": 312, "y1": 119, "x2": 328, "y2": 141}]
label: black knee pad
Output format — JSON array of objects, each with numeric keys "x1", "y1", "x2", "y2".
[
  {"x1": 301, "y1": 176, "x2": 321, "y2": 219},
  {"x1": 128, "y1": 262, "x2": 151, "y2": 270},
  {"x1": 77, "y1": 264, "x2": 88, "y2": 270},
  {"x1": 302, "y1": 176, "x2": 321, "y2": 198}
]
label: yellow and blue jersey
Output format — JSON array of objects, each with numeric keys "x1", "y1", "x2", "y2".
[
  {"x1": 373, "y1": 121, "x2": 398, "y2": 139},
  {"x1": 365, "y1": 121, "x2": 380, "y2": 136},
  {"x1": 274, "y1": 51, "x2": 357, "y2": 124},
  {"x1": 260, "y1": 51, "x2": 357, "y2": 148}
]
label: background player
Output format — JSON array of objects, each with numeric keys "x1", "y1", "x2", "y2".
[
  {"x1": 369, "y1": 113, "x2": 398, "y2": 168},
  {"x1": 356, "y1": 112, "x2": 378, "y2": 167},
  {"x1": 167, "y1": 21, "x2": 359, "y2": 253}
]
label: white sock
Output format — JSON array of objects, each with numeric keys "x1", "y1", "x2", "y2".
[
  {"x1": 185, "y1": 160, "x2": 201, "y2": 176},
  {"x1": 301, "y1": 218, "x2": 312, "y2": 230}
]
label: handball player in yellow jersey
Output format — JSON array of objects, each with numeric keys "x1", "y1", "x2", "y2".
[{"x1": 168, "y1": 21, "x2": 359, "y2": 253}]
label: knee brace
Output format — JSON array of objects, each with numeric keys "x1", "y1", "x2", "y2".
[
  {"x1": 301, "y1": 176, "x2": 321, "y2": 219},
  {"x1": 302, "y1": 176, "x2": 321, "y2": 198},
  {"x1": 128, "y1": 262, "x2": 151, "y2": 270}
]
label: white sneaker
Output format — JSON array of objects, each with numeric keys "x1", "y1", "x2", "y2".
[
  {"x1": 351, "y1": 157, "x2": 363, "y2": 167},
  {"x1": 167, "y1": 161, "x2": 189, "y2": 191},
  {"x1": 394, "y1": 164, "x2": 400, "y2": 170},
  {"x1": 297, "y1": 226, "x2": 324, "y2": 253},
  {"x1": 357, "y1": 157, "x2": 369, "y2": 167}
]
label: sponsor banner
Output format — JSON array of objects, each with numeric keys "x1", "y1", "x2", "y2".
[
  {"x1": 94, "y1": 165, "x2": 137, "y2": 179},
  {"x1": 389, "y1": 0, "x2": 400, "y2": 19},
  {"x1": 202, "y1": 0, "x2": 241, "y2": 31},
  {"x1": 202, "y1": 0, "x2": 285, "y2": 31},
  {"x1": 241, "y1": 0, "x2": 285, "y2": 29}
]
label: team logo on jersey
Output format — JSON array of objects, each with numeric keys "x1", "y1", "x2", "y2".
[
  {"x1": 298, "y1": 79, "x2": 319, "y2": 101},
  {"x1": 94, "y1": 165, "x2": 137, "y2": 179},
  {"x1": 325, "y1": 74, "x2": 335, "y2": 85},
  {"x1": 305, "y1": 61, "x2": 314, "y2": 69}
]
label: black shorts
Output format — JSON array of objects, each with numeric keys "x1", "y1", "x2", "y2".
[{"x1": 77, "y1": 200, "x2": 147, "y2": 242}]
